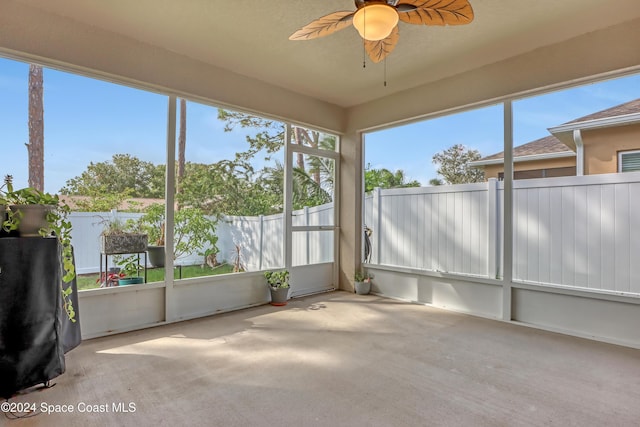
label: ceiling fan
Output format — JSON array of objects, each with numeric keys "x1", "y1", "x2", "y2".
[{"x1": 289, "y1": 0, "x2": 474, "y2": 63}]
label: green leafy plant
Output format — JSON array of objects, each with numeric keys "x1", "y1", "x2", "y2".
[
  {"x1": 137, "y1": 203, "x2": 165, "y2": 245},
  {"x1": 264, "y1": 270, "x2": 290, "y2": 289},
  {"x1": 1, "y1": 175, "x2": 76, "y2": 322},
  {"x1": 137, "y1": 203, "x2": 217, "y2": 260},
  {"x1": 118, "y1": 254, "x2": 142, "y2": 277},
  {"x1": 199, "y1": 233, "x2": 219, "y2": 268},
  {"x1": 354, "y1": 271, "x2": 371, "y2": 282}
]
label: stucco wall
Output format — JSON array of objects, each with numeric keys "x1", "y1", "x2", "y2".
[
  {"x1": 583, "y1": 124, "x2": 640, "y2": 174},
  {"x1": 483, "y1": 156, "x2": 576, "y2": 179}
]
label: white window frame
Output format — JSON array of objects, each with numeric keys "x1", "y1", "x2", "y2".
[{"x1": 618, "y1": 149, "x2": 640, "y2": 172}]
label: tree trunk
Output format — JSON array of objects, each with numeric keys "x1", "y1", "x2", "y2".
[
  {"x1": 27, "y1": 65, "x2": 45, "y2": 192},
  {"x1": 177, "y1": 98, "x2": 187, "y2": 209}
]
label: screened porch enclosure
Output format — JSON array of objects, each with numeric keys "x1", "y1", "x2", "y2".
[
  {"x1": 2, "y1": 2, "x2": 640, "y2": 425},
  {"x1": 0, "y1": 0, "x2": 639, "y2": 366}
]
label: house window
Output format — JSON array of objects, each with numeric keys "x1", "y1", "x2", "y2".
[{"x1": 618, "y1": 150, "x2": 640, "y2": 172}]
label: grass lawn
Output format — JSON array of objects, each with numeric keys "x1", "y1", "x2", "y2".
[{"x1": 77, "y1": 263, "x2": 236, "y2": 291}]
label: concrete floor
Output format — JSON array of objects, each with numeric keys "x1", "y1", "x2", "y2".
[{"x1": 5, "y1": 291, "x2": 640, "y2": 426}]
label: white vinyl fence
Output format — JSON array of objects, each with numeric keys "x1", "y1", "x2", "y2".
[
  {"x1": 512, "y1": 173, "x2": 640, "y2": 294},
  {"x1": 70, "y1": 204, "x2": 335, "y2": 274},
  {"x1": 365, "y1": 173, "x2": 640, "y2": 296},
  {"x1": 292, "y1": 204, "x2": 334, "y2": 266},
  {"x1": 70, "y1": 173, "x2": 640, "y2": 296},
  {"x1": 70, "y1": 211, "x2": 146, "y2": 275},
  {"x1": 216, "y1": 203, "x2": 334, "y2": 270},
  {"x1": 364, "y1": 182, "x2": 494, "y2": 277},
  {"x1": 216, "y1": 214, "x2": 283, "y2": 272}
]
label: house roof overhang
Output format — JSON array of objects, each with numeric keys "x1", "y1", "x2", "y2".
[
  {"x1": 469, "y1": 150, "x2": 576, "y2": 168},
  {"x1": 549, "y1": 113, "x2": 640, "y2": 151}
]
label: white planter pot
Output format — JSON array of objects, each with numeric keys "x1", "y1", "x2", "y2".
[{"x1": 354, "y1": 280, "x2": 371, "y2": 295}]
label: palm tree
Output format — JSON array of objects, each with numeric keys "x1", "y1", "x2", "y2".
[
  {"x1": 306, "y1": 135, "x2": 336, "y2": 194},
  {"x1": 260, "y1": 162, "x2": 331, "y2": 210},
  {"x1": 26, "y1": 65, "x2": 44, "y2": 191}
]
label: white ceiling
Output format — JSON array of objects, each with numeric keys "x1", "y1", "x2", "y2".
[{"x1": 12, "y1": 0, "x2": 640, "y2": 108}]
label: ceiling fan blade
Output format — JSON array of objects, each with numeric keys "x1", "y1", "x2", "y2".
[
  {"x1": 365, "y1": 25, "x2": 400, "y2": 63},
  {"x1": 396, "y1": 0, "x2": 474, "y2": 26},
  {"x1": 289, "y1": 11, "x2": 355, "y2": 40}
]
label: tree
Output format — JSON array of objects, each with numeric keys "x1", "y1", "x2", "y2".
[
  {"x1": 259, "y1": 162, "x2": 331, "y2": 211},
  {"x1": 217, "y1": 109, "x2": 283, "y2": 163},
  {"x1": 62, "y1": 154, "x2": 281, "y2": 216},
  {"x1": 364, "y1": 165, "x2": 420, "y2": 193},
  {"x1": 217, "y1": 108, "x2": 330, "y2": 187},
  {"x1": 432, "y1": 144, "x2": 484, "y2": 184},
  {"x1": 61, "y1": 154, "x2": 165, "y2": 198},
  {"x1": 177, "y1": 98, "x2": 187, "y2": 203},
  {"x1": 215, "y1": 109, "x2": 337, "y2": 212},
  {"x1": 26, "y1": 65, "x2": 44, "y2": 191},
  {"x1": 137, "y1": 203, "x2": 217, "y2": 261},
  {"x1": 307, "y1": 135, "x2": 336, "y2": 193},
  {"x1": 63, "y1": 109, "x2": 338, "y2": 217},
  {"x1": 176, "y1": 160, "x2": 269, "y2": 216}
]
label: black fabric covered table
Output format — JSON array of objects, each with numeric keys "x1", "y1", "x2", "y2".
[{"x1": 0, "y1": 237, "x2": 80, "y2": 398}]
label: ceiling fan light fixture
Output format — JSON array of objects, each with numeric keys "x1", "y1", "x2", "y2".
[
  {"x1": 353, "y1": 4, "x2": 399, "y2": 41},
  {"x1": 288, "y1": 0, "x2": 474, "y2": 63}
]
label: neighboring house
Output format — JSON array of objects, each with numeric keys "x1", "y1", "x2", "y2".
[{"x1": 471, "y1": 99, "x2": 640, "y2": 179}]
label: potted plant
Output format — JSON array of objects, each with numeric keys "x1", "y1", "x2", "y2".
[
  {"x1": 96, "y1": 271, "x2": 125, "y2": 288},
  {"x1": 99, "y1": 216, "x2": 148, "y2": 255},
  {"x1": 264, "y1": 269, "x2": 290, "y2": 306},
  {"x1": 354, "y1": 271, "x2": 372, "y2": 295},
  {"x1": 117, "y1": 254, "x2": 144, "y2": 285},
  {"x1": 0, "y1": 175, "x2": 76, "y2": 322}
]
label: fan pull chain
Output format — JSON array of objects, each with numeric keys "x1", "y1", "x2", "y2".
[
  {"x1": 384, "y1": 57, "x2": 387, "y2": 87},
  {"x1": 362, "y1": 7, "x2": 367, "y2": 68},
  {"x1": 363, "y1": 40, "x2": 366, "y2": 68}
]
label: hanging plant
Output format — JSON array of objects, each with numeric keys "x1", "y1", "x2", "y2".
[{"x1": 1, "y1": 175, "x2": 76, "y2": 322}]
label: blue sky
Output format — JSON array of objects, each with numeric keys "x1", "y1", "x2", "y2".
[
  {"x1": 0, "y1": 57, "x2": 257, "y2": 193},
  {"x1": 2, "y1": 55, "x2": 640, "y2": 192}
]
